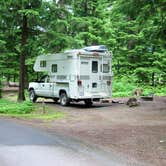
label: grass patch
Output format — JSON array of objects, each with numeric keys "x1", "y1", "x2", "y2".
[
  {"x1": 0, "y1": 99, "x2": 34, "y2": 114},
  {"x1": 0, "y1": 99, "x2": 65, "y2": 121},
  {"x1": 0, "y1": 112, "x2": 64, "y2": 120}
]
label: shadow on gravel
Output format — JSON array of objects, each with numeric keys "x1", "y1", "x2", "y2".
[{"x1": 36, "y1": 101, "x2": 113, "y2": 109}]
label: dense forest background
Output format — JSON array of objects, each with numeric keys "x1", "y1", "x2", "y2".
[{"x1": 0, "y1": 0, "x2": 166, "y2": 100}]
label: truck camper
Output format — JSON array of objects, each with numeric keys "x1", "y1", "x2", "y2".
[{"x1": 28, "y1": 45, "x2": 113, "y2": 106}]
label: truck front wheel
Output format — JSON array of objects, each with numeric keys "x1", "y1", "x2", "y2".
[
  {"x1": 60, "y1": 92, "x2": 70, "y2": 106},
  {"x1": 29, "y1": 89, "x2": 37, "y2": 102},
  {"x1": 53, "y1": 98, "x2": 59, "y2": 103}
]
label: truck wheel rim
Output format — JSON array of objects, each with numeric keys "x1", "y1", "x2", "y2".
[
  {"x1": 30, "y1": 92, "x2": 34, "y2": 100},
  {"x1": 61, "y1": 96, "x2": 67, "y2": 105}
]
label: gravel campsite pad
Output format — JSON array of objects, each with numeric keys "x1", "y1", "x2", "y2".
[{"x1": 4, "y1": 96, "x2": 166, "y2": 166}]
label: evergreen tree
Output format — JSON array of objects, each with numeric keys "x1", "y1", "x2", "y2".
[
  {"x1": 109, "y1": 0, "x2": 166, "y2": 84},
  {"x1": 0, "y1": 0, "x2": 165, "y2": 98},
  {"x1": 0, "y1": 0, "x2": 42, "y2": 101}
]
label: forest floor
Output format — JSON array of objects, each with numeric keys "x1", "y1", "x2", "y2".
[{"x1": 2, "y1": 91, "x2": 166, "y2": 166}]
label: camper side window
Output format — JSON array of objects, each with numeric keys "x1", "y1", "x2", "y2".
[
  {"x1": 52, "y1": 64, "x2": 57, "y2": 73},
  {"x1": 103, "y1": 64, "x2": 110, "y2": 73},
  {"x1": 92, "y1": 61, "x2": 98, "y2": 73},
  {"x1": 40, "y1": 60, "x2": 46, "y2": 67}
]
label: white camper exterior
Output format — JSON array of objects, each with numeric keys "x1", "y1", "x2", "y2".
[{"x1": 28, "y1": 46, "x2": 113, "y2": 106}]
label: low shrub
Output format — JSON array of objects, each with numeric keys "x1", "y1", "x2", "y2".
[
  {"x1": 112, "y1": 76, "x2": 137, "y2": 97},
  {"x1": 0, "y1": 99, "x2": 34, "y2": 114},
  {"x1": 112, "y1": 76, "x2": 166, "y2": 97}
]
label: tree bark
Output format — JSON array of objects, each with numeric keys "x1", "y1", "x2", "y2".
[
  {"x1": 18, "y1": 15, "x2": 27, "y2": 101},
  {"x1": 152, "y1": 72, "x2": 155, "y2": 86},
  {"x1": 24, "y1": 65, "x2": 29, "y2": 89}
]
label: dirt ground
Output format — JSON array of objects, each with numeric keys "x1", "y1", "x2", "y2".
[
  {"x1": 2, "y1": 92, "x2": 166, "y2": 166},
  {"x1": 34, "y1": 97, "x2": 166, "y2": 166}
]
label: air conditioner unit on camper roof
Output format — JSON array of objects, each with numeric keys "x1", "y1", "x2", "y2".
[{"x1": 83, "y1": 45, "x2": 108, "y2": 53}]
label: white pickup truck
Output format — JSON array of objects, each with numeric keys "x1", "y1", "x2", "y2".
[
  {"x1": 28, "y1": 46, "x2": 113, "y2": 106},
  {"x1": 28, "y1": 75, "x2": 58, "y2": 102}
]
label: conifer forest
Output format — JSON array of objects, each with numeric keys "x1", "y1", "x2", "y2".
[{"x1": 0, "y1": 0, "x2": 166, "y2": 100}]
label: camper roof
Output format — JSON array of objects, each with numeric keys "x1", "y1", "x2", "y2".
[{"x1": 64, "y1": 45, "x2": 109, "y2": 56}]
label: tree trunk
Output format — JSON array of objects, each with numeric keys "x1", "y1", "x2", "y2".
[
  {"x1": 24, "y1": 65, "x2": 29, "y2": 89},
  {"x1": 7, "y1": 73, "x2": 10, "y2": 86},
  {"x1": 18, "y1": 15, "x2": 27, "y2": 101},
  {"x1": 152, "y1": 72, "x2": 155, "y2": 86}
]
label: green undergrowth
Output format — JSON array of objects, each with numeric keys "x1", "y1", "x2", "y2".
[
  {"x1": 0, "y1": 99, "x2": 34, "y2": 114},
  {"x1": 1, "y1": 112, "x2": 64, "y2": 120},
  {"x1": 112, "y1": 76, "x2": 166, "y2": 97},
  {"x1": 0, "y1": 99, "x2": 64, "y2": 120}
]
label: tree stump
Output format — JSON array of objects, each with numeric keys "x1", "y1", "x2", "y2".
[{"x1": 126, "y1": 97, "x2": 140, "y2": 107}]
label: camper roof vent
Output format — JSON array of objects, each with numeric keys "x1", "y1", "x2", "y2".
[{"x1": 83, "y1": 45, "x2": 108, "y2": 53}]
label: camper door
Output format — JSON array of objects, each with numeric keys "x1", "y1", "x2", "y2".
[
  {"x1": 91, "y1": 60, "x2": 100, "y2": 92},
  {"x1": 80, "y1": 57, "x2": 100, "y2": 94}
]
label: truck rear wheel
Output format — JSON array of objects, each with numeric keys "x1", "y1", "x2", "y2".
[
  {"x1": 60, "y1": 92, "x2": 70, "y2": 106},
  {"x1": 84, "y1": 99, "x2": 93, "y2": 106},
  {"x1": 29, "y1": 89, "x2": 37, "y2": 102}
]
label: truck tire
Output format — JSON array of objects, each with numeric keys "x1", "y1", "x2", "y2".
[
  {"x1": 60, "y1": 92, "x2": 70, "y2": 106},
  {"x1": 29, "y1": 89, "x2": 37, "y2": 102},
  {"x1": 53, "y1": 98, "x2": 59, "y2": 103},
  {"x1": 84, "y1": 99, "x2": 93, "y2": 107}
]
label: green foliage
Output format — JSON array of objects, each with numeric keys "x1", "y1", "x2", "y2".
[
  {"x1": 0, "y1": 99, "x2": 65, "y2": 120},
  {"x1": 113, "y1": 76, "x2": 166, "y2": 97},
  {"x1": 0, "y1": 78, "x2": 2, "y2": 98},
  {"x1": 0, "y1": 0, "x2": 166, "y2": 95},
  {"x1": 0, "y1": 100, "x2": 34, "y2": 114},
  {"x1": 110, "y1": 0, "x2": 166, "y2": 83},
  {"x1": 18, "y1": 9, "x2": 39, "y2": 16},
  {"x1": 113, "y1": 76, "x2": 137, "y2": 97}
]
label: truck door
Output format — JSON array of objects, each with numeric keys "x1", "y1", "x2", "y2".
[{"x1": 37, "y1": 75, "x2": 53, "y2": 97}]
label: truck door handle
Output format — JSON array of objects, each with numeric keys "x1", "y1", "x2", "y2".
[
  {"x1": 42, "y1": 84, "x2": 44, "y2": 87},
  {"x1": 50, "y1": 85, "x2": 52, "y2": 87}
]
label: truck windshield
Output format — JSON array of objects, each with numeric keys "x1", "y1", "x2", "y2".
[{"x1": 39, "y1": 75, "x2": 49, "y2": 83}]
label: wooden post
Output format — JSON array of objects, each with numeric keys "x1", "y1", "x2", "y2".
[{"x1": 42, "y1": 99, "x2": 46, "y2": 114}]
